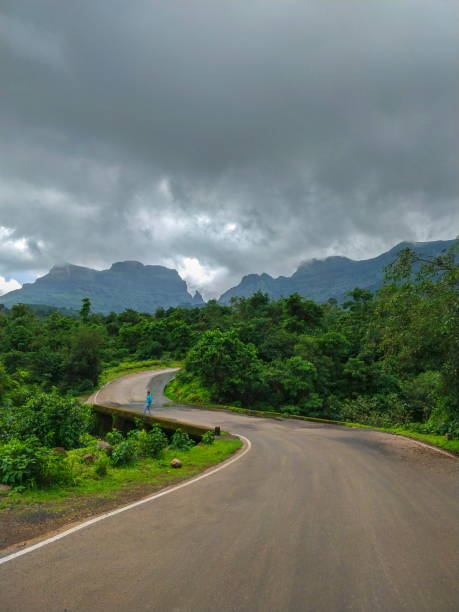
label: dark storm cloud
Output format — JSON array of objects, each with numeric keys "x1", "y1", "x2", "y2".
[{"x1": 0, "y1": 0, "x2": 457, "y2": 296}]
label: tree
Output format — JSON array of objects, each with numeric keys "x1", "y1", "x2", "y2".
[
  {"x1": 294, "y1": 331, "x2": 351, "y2": 396},
  {"x1": 342, "y1": 288, "x2": 373, "y2": 312},
  {"x1": 279, "y1": 356, "x2": 318, "y2": 405},
  {"x1": 79, "y1": 297, "x2": 91, "y2": 323},
  {"x1": 0, "y1": 362, "x2": 13, "y2": 403},
  {"x1": 338, "y1": 288, "x2": 374, "y2": 354},
  {"x1": 282, "y1": 294, "x2": 323, "y2": 333},
  {"x1": 65, "y1": 326, "x2": 104, "y2": 390},
  {"x1": 378, "y1": 241, "x2": 459, "y2": 417},
  {"x1": 186, "y1": 329, "x2": 264, "y2": 405},
  {"x1": 10, "y1": 304, "x2": 32, "y2": 319}
]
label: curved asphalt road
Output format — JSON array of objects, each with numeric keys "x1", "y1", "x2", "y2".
[{"x1": 1, "y1": 369, "x2": 458, "y2": 612}]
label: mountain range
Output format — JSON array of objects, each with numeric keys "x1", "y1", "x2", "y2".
[
  {"x1": 0, "y1": 239, "x2": 455, "y2": 313},
  {"x1": 0, "y1": 261, "x2": 204, "y2": 314},
  {"x1": 218, "y1": 239, "x2": 456, "y2": 304}
]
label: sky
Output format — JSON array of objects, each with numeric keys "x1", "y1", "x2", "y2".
[{"x1": 0, "y1": 0, "x2": 458, "y2": 299}]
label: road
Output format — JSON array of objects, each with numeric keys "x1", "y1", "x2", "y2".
[{"x1": 1, "y1": 369, "x2": 458, "y2": 612}]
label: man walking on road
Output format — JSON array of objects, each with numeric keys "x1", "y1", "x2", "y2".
[{"x1": 144, "y1": 390, "x2": 153, "y2": 414}]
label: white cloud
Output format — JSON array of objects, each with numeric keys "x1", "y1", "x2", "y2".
[
  {"x1": 165, "y1": 256, "x2": 227, "y2": 299},
  {"x1": 0, "y1": 225, "x2": 35, "y2": 260},
  {"x1": 0, "y1": 276, "x2": 21, "y2": 296}
]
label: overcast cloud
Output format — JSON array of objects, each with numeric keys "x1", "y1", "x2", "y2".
[{"x1": 0, "y1": 0, "x2": 457, "y2": 298}]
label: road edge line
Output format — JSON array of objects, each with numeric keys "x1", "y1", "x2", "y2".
[{"x1": 0, "y1": 434, "x2": 251, "y2": 566}]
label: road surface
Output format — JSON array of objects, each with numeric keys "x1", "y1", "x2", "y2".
[{"x1": 1, "y1": 369, "x2": 458, "y2": 612}]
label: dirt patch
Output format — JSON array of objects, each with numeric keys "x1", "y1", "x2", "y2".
[{"x1": 16, "y1": 508, "x2": 64, "y2": 524}]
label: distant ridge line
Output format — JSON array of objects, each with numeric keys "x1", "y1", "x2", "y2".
[{"x1": 0, "y1": 239, "x2": 456, "y2": 313}]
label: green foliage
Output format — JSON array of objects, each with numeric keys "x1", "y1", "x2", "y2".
[
  {"x1": 39, "y1": 450, "x2": 78, "y2": 486},
  {"x1": 282, "y1": 293, "x2": 323, "y2": 333},
  {"x1": 0, "y1": 438, "x2": 77, "y2": 487},
  {"x1": 264, "y1": 356, "x2": 318, "y2": 412},
  {"x1": 279, "y1": 405, "x2": 302, "y2": 416},
  {"x1": 94, "y1": 453, "x2": 110, "y2": 477},
  {"x1": 79, "y1": 297, "x2": 91, "y2": 323},
  {"x1": 65, "y1": 325, "x2": 104, "y2": 389},
  {"x1": 0, "y1": 438, "x2": 46, "y2": 486},
  {"x1": 79, "y1": 432, "x2": 98, "y2": 447},
  {"x1": 106, "y1": 428, "x2": 124, "y2": 446},
  {"x1": 165, "y1": 374, "x2": 211, "y2": 404},
  {"x1": 399, "y1": 371, "x2": 441, "y2": 422},
  {"x1": 9, "y1": 392, "x2": 93, "y2": 449},
  {"x1": 376, "y1": 242, "x2": 459, "y2": 417},
  {"x1": 186, "y1": 329, "x2": 264, "y2": 405},
  {"x1": 170, "y1": 428, "x2": 195, "y2": 451},
  {"x1": 201, "y1": 430, "x2": 215, "y2": 445},
  {"x1": 294, "y1": 332, "x2": 351, "y2": 396},
  {"x1": 111, "y1": 440, "x2": 136, "y2": 466},
  {"x1": 127, "y1": 426, "x2": 168, "y2": 457}
]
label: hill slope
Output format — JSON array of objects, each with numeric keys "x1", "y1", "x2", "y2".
[
  {"x1": 218, "y1": 240, "x2": 456, "y2": 304},
  {"x1": 0, "y1": 261, "x2": 204, "y2": 314}
]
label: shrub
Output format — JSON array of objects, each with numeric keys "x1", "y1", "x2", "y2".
[
  {"x1": 280, "y1": 405, "x2": 301, "y2": 416},
  {"x1": 94, "y1": 453, "x2": 110, "y2": 476},
  {"x1": 447, "y1": 420, "x2": 459, "y2": 439},
  {"x1": 170, "y1": 428, "x2": 195, "y2": 451},
  {"x1": 38, "y1": 451, "x2": 77, "y2": 487},
  {"x1": 0, "y1": 438, "x2": 83, "y2": 488},
  {"x1": 201, "y1": 431, "x2": 215, "y2": 445},
  {"x1": 0, "y1": 438, "x2": 45, "y2": 486},
  {"x1": 106, "y1": 428, "x2": 124, "y2": 446},
  {"x1": 10, "y1": 391, "x2": 93, "y2": 449},
  {"x1": 79, "y1": 432, "x2": 98, "y2": 447},
  {"x1": 111, "y1": 440, "x2": 136, "y2": 466},
  {"x1": 128, "y1": 426, "x2": 168, "y2": 457},
  {"x1": 400, "y1": 371, "x2": 442, "y2": 422}
]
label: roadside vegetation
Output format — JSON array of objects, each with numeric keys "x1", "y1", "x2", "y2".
[
  {"x1": 0, "y1": 397, "x2": 235, "y2": 488},
  {"x1": 0, "y1": 433, "x2": 241, "y2": 508},
  {"x1": 0, "y1": 241, "x2": 457, "y2": 499}
]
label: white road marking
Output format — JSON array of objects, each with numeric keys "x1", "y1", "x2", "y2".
[{"x1": 0, "y1": 435, "x2": 251, "y2": 566}]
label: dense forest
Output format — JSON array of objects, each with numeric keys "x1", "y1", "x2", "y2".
[
  {"x1": 171, "y1": 243, "x2": 459, "y2": 436},
  {"x1": 0, "y1": 243, "x2": 458, "y2": 472}
]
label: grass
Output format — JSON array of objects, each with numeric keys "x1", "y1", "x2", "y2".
[
  {"x1": 165, "y1": 378, "x2": 459, "y2": 455},
  {"x1": 99, "y1": 359, "x2": 183, "y2": 386},
  {"x1": 0, "y1": 439, "x2": 242, "y2": 511}
]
